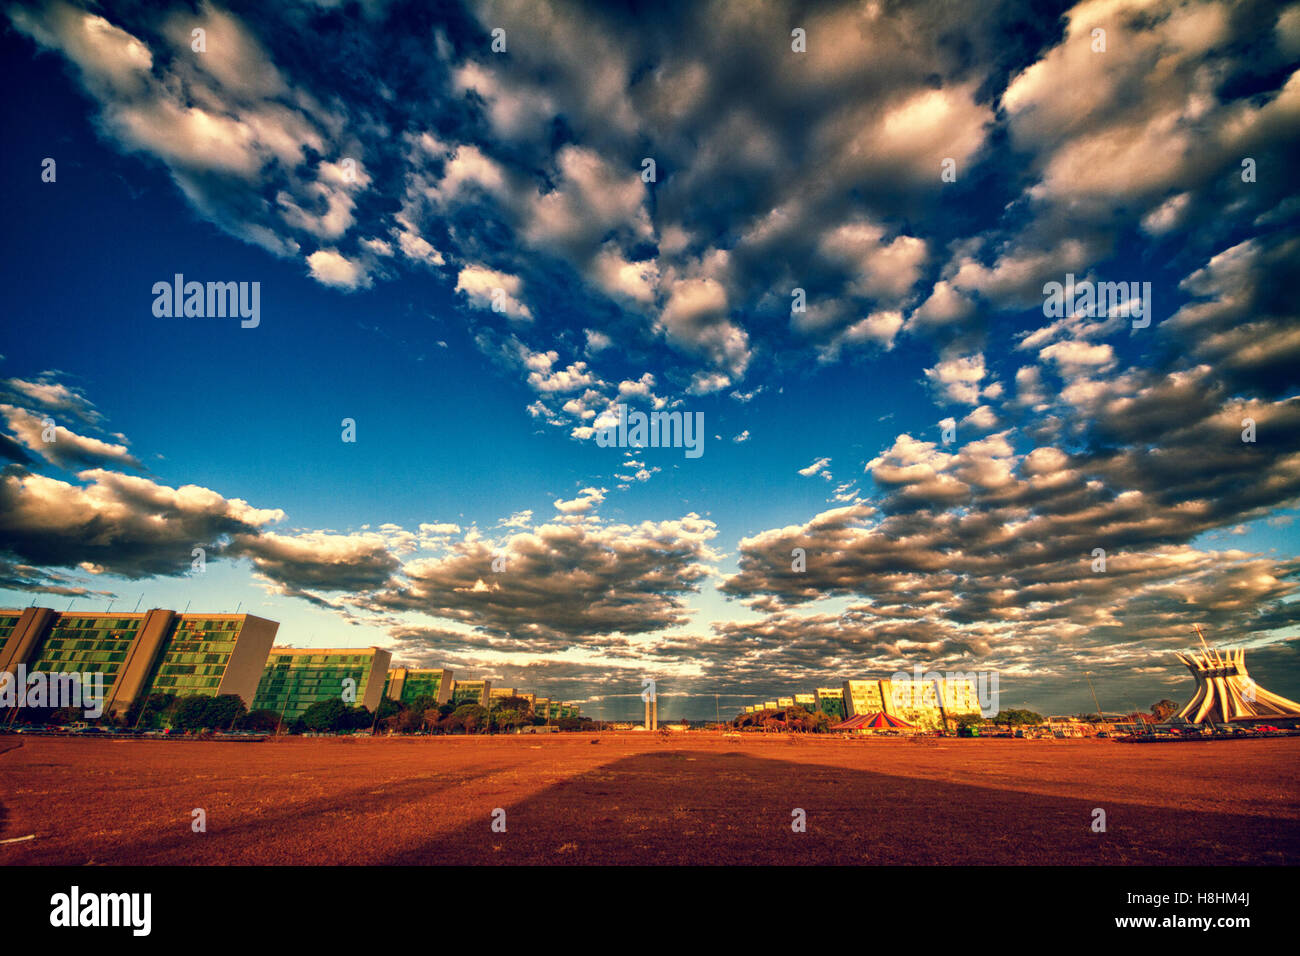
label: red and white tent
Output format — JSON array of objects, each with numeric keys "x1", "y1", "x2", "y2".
[{"x1": 831, "y1": 711, "x2": 916, "y2": 731}]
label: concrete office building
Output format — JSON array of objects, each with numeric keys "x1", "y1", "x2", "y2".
[
  {"x1": 842, "y1": 676, "x2": 982, "y2": 731},
  {"x1": 384, "y1": 667, "x2": 453, "y2": 705},
  {"x1": 0, "y1": 607, "x2": 278, "y2": 717},
  {"x1": 935, "y1": 678, "x2": 983, "y2": 720},
  {"x1": 880, "y1": 678, "x2": 943, "y2": 729},
  {"x1": 451, "y1": 679, "x2": 491, "y2": 706},
  {"x1": 843, "y1": 679, "x2": 886, "y2": 718},
  {"x1": 814, "y1": 688, "x2": 847, "y2": 720},
  {"x1": 253, "y1": 647, "x2": 392, "y2": 721}
]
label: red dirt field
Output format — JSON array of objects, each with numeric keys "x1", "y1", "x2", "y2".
[{"x1": 2, "y1": 733, "x2": 1297, "y2": 865}]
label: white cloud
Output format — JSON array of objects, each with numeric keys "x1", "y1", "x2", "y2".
[
  {"x1": 799, "y1": 457, "x2": 832, "y2": 478},
  {"x1": 924, "y1": 353, "x2": 987, "y2": 406},
  {"x1": 455, "y1": 265, "x2": 532, "y2": 320},
  {"x1": 307, "y1": 249, "x2": 372, "y2": 290},
  {"x1": 554, "y1": 486, "x2": 607, "y2": 514}
]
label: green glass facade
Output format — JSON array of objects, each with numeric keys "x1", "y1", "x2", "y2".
[
  {"x1": 451, "y1": 680, "x2": 489, "y2": 706},
  {"x1": 0, "y1": 608, "x2": 279, "y2": 718},
  {"x1": 816, "y1": 690, "x2": 846, "y2": 721},
  {"x1": 1, "y1": 608, "x2": 579, "y2": 730},
  {"x1": 253, "y1": 649, "x2": 388, "y2": 720},
  {"x1": 0, "y1": 614, "x2": 21, "y2": 644},
  {"x1": 24, "y1": 616, "x2": 141, "y2": 692},
  {"x1": 391, "y1": 671, "x2": 446, "y2": 703},
  {"x1": 146, "y1": 618, "x2": 242, "y2": 695}
]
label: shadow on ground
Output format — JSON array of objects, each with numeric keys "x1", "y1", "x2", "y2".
[
  {"x1": 381, "y1": 750, "x2": 1299, "y2": 865},
  {"x1": 5, "y1": 746, "x2": 1295, "y2": 865}
]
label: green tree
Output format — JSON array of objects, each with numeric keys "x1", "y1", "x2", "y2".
[
  {"x1": 210, "y1": 694, "x2": 247, "y2": 729},
  {"x1": 377, "y1": 699, "x2": 408, "y2": 732},
  {"x1": 784, "y1": 704, "x2": 811, "y2": 731},
  {"x1": 497, "y1": 695, "x2": 533, "y2": 715},
  {"x1": 300, "y1": 698, "x2": 349, "y2": 732},
  {"x1": 172, "y1": 694, "x2": 246, "y2": 731},
  {"x1": 296, "y1": 698, "x2": 371, "y2": 732},
  {"x1": 1151, "y1": 699, "x2": 1178, "y2": 721},
  {"x1": 402, "y1": 694, "x2": 438, "y2": 724},
  {"x1": 347, "y1": 705, "x2": 373, "y2": 731},
  {"x1": 125, "y1": 692, "x2": 176, "y2": 729},
  {"x1": 395, "y1": 707, "x2": 426, "y2": 733},
  {"x1": 438, "y1": 713, "x2": 463, "y2": 734},
  {"x1": 238, "y1": 708, "x2": 282, "y2": 732},
  {"x1": 49, "y1": 706, "x2": 82, "y2": 726},
  {"x1": 369, "y1": 697, "x2": 401, "y2": 732},
  {"x1": 491, "y1": 707, "x2": 526, "y2": 732},
  {"x1": 994, "y1": 708, "x2": 1044, "y2": 734},
  {"x1": 450, "y1": 703, "x2": 486, "y2": 733}
]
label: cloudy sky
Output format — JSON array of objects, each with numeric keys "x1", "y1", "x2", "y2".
[{"x1": 1, "y1": 0, "x2": 1298, "y2": 719}]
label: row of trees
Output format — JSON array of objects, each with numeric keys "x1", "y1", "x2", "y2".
[
  {"x1": 732, "y1": 699, "x2": 1186, "y2": 735},
  {"x1": 16, "y1": 693, "x2": 1184, "y2": 735},
  {"x1": 958, "y1": 700, "x2": 1183, "y2": 733},
  {"x1": 375, "y1": 695, "x2": 593, "y2": 734},
  {"x1": 732, "y1": 705, "x2": 1043, "y2": 734},
  {"x1": 733, "y1": 704, "x2": 835, "y2": 732},
  {"x1": 6, "y1": 692, "x2": 257, "y2": 732},
  {"x1": 9, "y1": 690, "x2": 600, "y2": 735}
]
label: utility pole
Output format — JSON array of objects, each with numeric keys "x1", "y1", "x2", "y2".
[
  {"x1": 1131, "y1": 702, "x2": 1153, "y2": 734},
  {"x1": 369, "y1": 684, "x2": 383, "y2": 736},
  {"x1": 275, "y1": 672, "x2": 297, "y2": 736},
  {"x1": 1084, "y1": 671, "x2": 1103, "y2": 720}
]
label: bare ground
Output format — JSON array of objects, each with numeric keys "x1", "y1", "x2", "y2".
[{"x1": 1, "y1": 734, "x2": 1296, "y2": 865}]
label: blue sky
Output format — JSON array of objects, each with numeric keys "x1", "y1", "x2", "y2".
[{"x1": 1, "y1": 0, "x2": 1299, "y2": 720}]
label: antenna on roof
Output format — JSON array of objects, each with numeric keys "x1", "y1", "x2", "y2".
[
  {"x1": 183, "y1": 600, "x2": 191, "y2": 614},
  {"x1": 134, "y1": 594, "x2": 143, "y2": 613},
  {"x1": 235, "y1": 601, "x2": 242, "y2": 614},
  {"x1": 106, "y1": 600, "x2": 114, "y2": 613},
  {"x1": 66, "y1": 598, "x2": 75, "y2": 612}
]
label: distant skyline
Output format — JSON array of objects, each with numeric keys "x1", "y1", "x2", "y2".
[{"x1": 2, "y1": 0, "x2": 1298, "y2": 720}]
